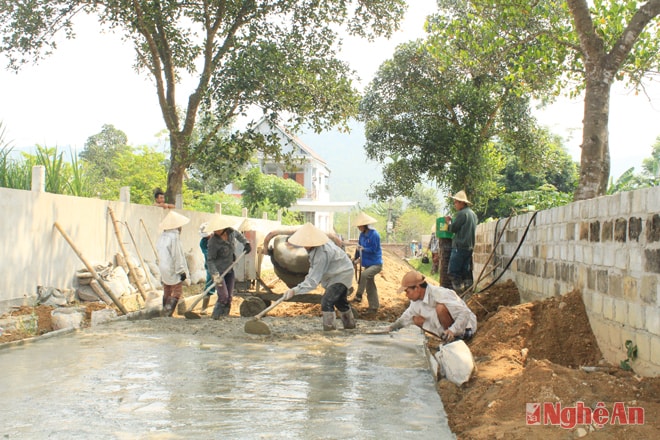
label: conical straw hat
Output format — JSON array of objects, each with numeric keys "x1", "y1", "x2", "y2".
[
  {"x1": 355, "y1": 212, "x2": 377, "y2": 226},
  {"x1": 207, "y1": 215, "x2": 240, "y2": 233},
  {"x1": 159, "y1": 211, "x2": 190, "y2": 231},
  {"x1": 288, "y1": 223, "x2": 330, "y2": 247},
  {"x1": 450, "y1": 190, "x2": 471, "y2": 205}
]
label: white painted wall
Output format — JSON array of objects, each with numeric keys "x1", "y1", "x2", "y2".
[{"x1": 0, "y1": 186, "x2": 281, "y2": 314}]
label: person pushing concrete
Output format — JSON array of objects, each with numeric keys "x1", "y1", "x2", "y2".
[{"x1": 282, "y1": 223, "x2": 356, "y2": 331}]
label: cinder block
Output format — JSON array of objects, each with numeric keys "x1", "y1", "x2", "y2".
[
  {"x1": 647, "y1": 187, "x2": 660, "y2": 212},
  {"x1": 608, "y1": 322, "x2": 622, "y2": 347},
  {"x1": 622, "y1": 276, "x2": 637, "y2": 301},
  {"x1": 646, "y1": 306, "x2": 660, "y2": 336},
  {"x1": 631, "y1": 187, "x2": 648, "y2": 213},
  {"x1": 590, "y1": 291, "x2": 603, "y2": 316},
  {"x1": 614, "y1": 299, "x2": 628, "y2": 324},
  {"x1": 630, "y1": 251, "x2": 643, "y2": 270},
  {"x1": 614, "y1": 249, "x2": 628, "y2": 270},
  {"x1": 650, "y1": 335, "x2": 660, "y2": 366},
  {"x1": 602, "y1": 296, "x2": 614, "y2": 320},
  {"x1": 634, "y1": 333, "x2": 652, "y2": 362},
  {"x1": 627, "y1": 302, "x2": 645, "y2": 330}
]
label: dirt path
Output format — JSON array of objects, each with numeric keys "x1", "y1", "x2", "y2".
[{"x1": 2, "y1": 249, "x2": 658, "y2": 438}]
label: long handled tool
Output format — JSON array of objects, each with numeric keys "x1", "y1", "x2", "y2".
[
  {"x1": 183, "y1": 251, "x2": 247, "y2": 319},
  {"x1": 244, "y1": 295, "x2": 287, "y2": 335}
]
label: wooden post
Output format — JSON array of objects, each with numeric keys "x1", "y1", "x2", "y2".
[
  {"x1": 107, "y1": 207, "x2": 147, "y2": 300},
  {"x1": 123, "y1": 221, "x2": 155, "y2": 291},
  {"x1": 140, "y1": 218, "x2": 159, "y2": 264},
  {"x1": 53, "y1": 222, "x2": 128, "y2": 315}
]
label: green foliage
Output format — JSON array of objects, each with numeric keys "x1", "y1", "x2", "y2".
[
  {"x1": 391, "y1": 208, "x2": 435, "y2": 244},
  {"x1": 239, "y1": 167, "x2": 306, "y2": 219},
  {"x1": 360, "y1": 39, "x2": 540, "y2": 211},
  {"x1": 80, "y1": 124, "x2": 131, "y2": 179},
  {"x1": 100, "y1": 146, "x2": 169, "y2": 204},
  {"x1": 486, "y1": 185, "x2": 574, "y2": 219},
  {"x1": 409, "y1": 185, "x2": 442, "y2": 215},
  {"x1": 0, "y1": 0, "x2": 408, "y2": 199},
  {"x1": 184, "y1": 191, "x2": 242, "y2": 215},
  {"x1": 620, "y1": 340, "x2": 638, "y2": 371}
]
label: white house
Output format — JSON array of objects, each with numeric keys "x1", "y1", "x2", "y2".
[{"x1": 226, "y1": 117, "x2": 356, "y2": 232}]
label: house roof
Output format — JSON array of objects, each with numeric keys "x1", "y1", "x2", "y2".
[{"x1": 255, "y1": 117, "x2": 327, "y2": 166}]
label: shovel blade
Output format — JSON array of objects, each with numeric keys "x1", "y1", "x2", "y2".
[
  {"x1": 184, "y1": 311, "x2": 202, "y2": 320},
  {"x1": 244, "y1": 319, "x2": 271, "y2": 335}
]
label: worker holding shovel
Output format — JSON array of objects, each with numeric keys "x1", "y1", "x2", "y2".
[
  {"x1": 198, "y1": 222, "x2": 215, "y2": 315},
  {"x1": 282, "y1": 223, "x2": 356, "y2": 331},
  {"x1": 156, "y1": 211, "x2": 191, "y2": 317},
  {"x1": 206, "y1": 216, "x2": 252, "y2": 319},
  {"x1": 386, "y1": 270, "x2": 477, "y2": 342},
  {"x1": 351, "y1": 212, "x2": 383, "y2": 313}
]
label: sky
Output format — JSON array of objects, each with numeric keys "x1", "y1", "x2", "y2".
[{"x1": 1, "y1": 0, "x2": 659, "y2": 196}]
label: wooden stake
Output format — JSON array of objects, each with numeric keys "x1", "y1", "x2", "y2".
[
  {"x1": 107, "y1": 207, "x2": 147, "y2": 300},
  {"x1": 123, "y1": 221, "x2": 155, "y2": 291},
  {"x1": 140, "y1": 218, "x2": 159, "y2": 264},
  {"x1": 53, "y1": 222, "x2": 128, "y2": 315}
]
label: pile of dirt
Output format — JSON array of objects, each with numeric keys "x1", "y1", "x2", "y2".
[{"x1": 445, "y1": 285, "x2": 660, "y2": 439}]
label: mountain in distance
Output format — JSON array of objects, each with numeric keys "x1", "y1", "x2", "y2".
[{"x1": 298, "y1": 120, "x2": 382, "y2": 208}]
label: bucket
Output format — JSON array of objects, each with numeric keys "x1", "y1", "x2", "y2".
[{"x1": 436, "y1": 217, "x2": 454, "y2": 239}]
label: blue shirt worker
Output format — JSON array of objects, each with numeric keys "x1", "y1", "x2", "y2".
[
  {"x1": 389, "y1": 270, "x2": 477, "y2": 342},
  {"x1": 444, "y1": 190, "x2": 478, "y2": 293},
  {"x1": 283, "y1": 223, "x2": 356, "y2": 331},
  {"x1": 351, "y1": 212, "x2": 383, "y2": 313}
]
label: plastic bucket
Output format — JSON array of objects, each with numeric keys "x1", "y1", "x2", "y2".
[{"x1": 436, "y1": 217, "x2": 454, "y2": 239}]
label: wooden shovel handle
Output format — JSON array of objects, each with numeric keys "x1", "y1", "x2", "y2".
[{"x1": 253, "y1": 295, "x2": 287, "y2": 320}]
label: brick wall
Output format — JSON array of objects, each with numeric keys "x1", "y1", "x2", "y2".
[{"x1": 473, "y1": 187, "x2": 660, "y2": 377}]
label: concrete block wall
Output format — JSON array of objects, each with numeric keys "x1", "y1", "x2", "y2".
[
  {"x1": 473, "y1": 186, "x2": 660, "y2": 377},
  {"x1": 0, "y1": 187, "x2": 282, "y2": 315}
]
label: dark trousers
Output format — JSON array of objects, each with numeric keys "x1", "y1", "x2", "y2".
[{"x1": 321, "y1": 283, "x2": 350, "y2": 313}]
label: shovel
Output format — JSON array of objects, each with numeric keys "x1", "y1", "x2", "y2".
[
  {"x1": 183, "y1": 251, "x2": 247, "y2": 319},
  {"x1": 244, "y1": 295, "x2": 287, "y2": 335}
]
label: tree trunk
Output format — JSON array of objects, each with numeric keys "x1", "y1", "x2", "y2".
[
  {"x1": 165, "y1": 133, "x2": 188, "y2": 204},
  {"x1": 574, "y1": 77, "x2": 611, "y2": 201}
]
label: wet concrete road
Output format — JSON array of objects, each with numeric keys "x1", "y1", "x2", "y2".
[{"x1": 0, "y1": 318, "x2": 455, "y2": 439}]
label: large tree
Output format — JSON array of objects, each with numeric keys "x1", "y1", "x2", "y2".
[
  {"x1": 360, "y1": 39, "x2": 543, "y2": 209},
  {"x1": 0, "y1": 0, "x2": 406, "y2": 202},
  {"x1": 426, "y1": 0, "x2": 660, "y2": 201}
]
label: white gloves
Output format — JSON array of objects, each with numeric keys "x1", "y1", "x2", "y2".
[
  {"x1": 212, "y1": 273, "x2": 223, "y2": 285},
  {"x1": 283, "y1": 289, "x2": 296, "y2": 300}
]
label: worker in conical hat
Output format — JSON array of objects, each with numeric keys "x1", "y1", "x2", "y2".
[
  {"x1": 283, "y1": 223, "x2": 356, "y2": 331},
  {"x1": 156, "y1": 211, "x2": 190, "y2": 316},
  {"x1": 444, "y1": 190, "x2": 478, "y2": 293},
  {"x1": 351, "y1": 212, "x2": 383, "y2": 314},
  {"x1": 206, "y1": 215, "x2": 252, "y2": 319}
]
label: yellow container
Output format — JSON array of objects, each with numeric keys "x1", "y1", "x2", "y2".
[{"x1": 436, "y1": 216, "x2": 454, "y2": 239}]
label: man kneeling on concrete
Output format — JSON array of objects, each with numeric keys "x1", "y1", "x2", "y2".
[
  {"x1": 388, "y1": 270, "x2": 476, "y2": 342},
  {"x1": 282, "y1": 223, "x2": 356, "y2": 331}
]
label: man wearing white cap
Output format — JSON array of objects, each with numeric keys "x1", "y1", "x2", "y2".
[
  {"x1": 444, "y1": 190, "x2": 478, "y2": 293},
  {"x1": 156, "y1": 211, "x2": 191, "y2": 316},
  {"x1": 388, "y1": 270, "x2": 476, "y2": 342},
  {"x1": 282, "y1": 223, "x2": 356, "y2": 331},
  {"x1": 206, "y1": 216, "x2": 252, "y2": 319},
  {"x1": 351, "y1": 211, "x2": 383, "y2": 312}
]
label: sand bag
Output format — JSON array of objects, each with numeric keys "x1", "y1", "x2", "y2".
[{"x1": 435, "y1": 340, "x2": 475, "y2": 386}]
